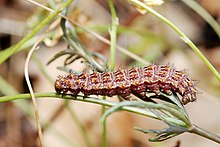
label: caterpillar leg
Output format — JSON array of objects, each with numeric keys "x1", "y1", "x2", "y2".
[
  {"x1": 149, "y1": 94, "x2": 175, "y2": 104},
  {"x1": 132, "y1": 91, "x2": 157, "y2": 103},
  {"x1": 61, "y1": 90, "x2": 68, "y2": 97},
  {"x1": 82, "y1": 94, "x2": 89, "y2": 99},
  {"x1": 70, "y1": 94, "x2": 78, "y2": 100},
  {"x1": 119, "y1": 95, "x2": 132, "y2": 101}
]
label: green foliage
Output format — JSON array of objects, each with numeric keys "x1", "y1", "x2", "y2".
[{"x1": 0, "y1": 0, "x2": 220, "y2": 146}]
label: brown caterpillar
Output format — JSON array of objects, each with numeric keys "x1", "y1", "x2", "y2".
[{"x1": 54, "y1": 65, "x2": 198, "y2": 104}]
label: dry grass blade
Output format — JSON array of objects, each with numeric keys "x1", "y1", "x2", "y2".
[{"x1": 24, "y1": 35, "x2": 45, "y2": 147}]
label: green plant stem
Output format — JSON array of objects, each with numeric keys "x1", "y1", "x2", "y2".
[
  {"x1": 0, "y1": 76, "x2": 34, "y2": 117},
  {"x1": 0, "y1": 32, "x2": 55, "y2": 60},
  {"x1": 129, "y1": 0, "x2": 220, "y2": 81},
  {"x1": 182, "y1": 0, "x2": 220, "y2": 39},
  {"x1": 64, "y1": 29, "x2": 106, "y2": 72},
  {"x1": 189, "y1": 124, "x2": 220, "y2": 144},
  {"x1": 101, "y1": 96, "x2": 107, "y2": 147},
  {"x1": 1, "y1": 93, "x2": 220, "y2": 144},
  {"x1": 0, "y1": 93, "x2": 183, "y2": 125},
  {"x1": 108, "y1": 0, "x2": 118, "y2": 70},
  {"x1": 101, "y1": 1, "x2": 118, "y2": 146},
  {"x1": 0, "y1": 0, "x2": 73, "y2": 64}
]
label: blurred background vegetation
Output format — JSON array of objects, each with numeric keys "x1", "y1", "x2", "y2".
[{"x1": 0, "y1": 0, "x2": 219, "y2": 147}]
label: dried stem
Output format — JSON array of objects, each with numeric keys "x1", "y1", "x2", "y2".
[{"x1": 24, "y1": 36, "x2": 45, "y2": 147}]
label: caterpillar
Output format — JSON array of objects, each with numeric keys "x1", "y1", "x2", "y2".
[{"x1": 54, "y1": 65, "x2": 198, "y2": 104}]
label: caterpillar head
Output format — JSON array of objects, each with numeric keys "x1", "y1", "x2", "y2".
[{"x1": 54, "y1": 76, "x2": 69, "y2": 94}]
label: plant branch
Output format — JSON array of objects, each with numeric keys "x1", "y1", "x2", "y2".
[
  {"x1": 189, "y1": 124, "x2": 220, "y2": 144},
  {"x1": 0, "y1": 93, "x2": 187, "y2": 127},
  {"x1": 129, "y1": 0, "x2": 220, "y2": 81},
  {"x1": 101, "y1": 95, "x2": 107, "y2": 147},
  {"x1": 108, "y1": 0, "x2": 118, "y2": 70},
  {"x1": 0, "y1": 93, "x2": 158, "y2": 119},
  {"x1": 100, "y1": 1, "x2": 118, "y2": 146},
  {"x1": 1, "y1": 93, "x2": 220, "y2": 144}
]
